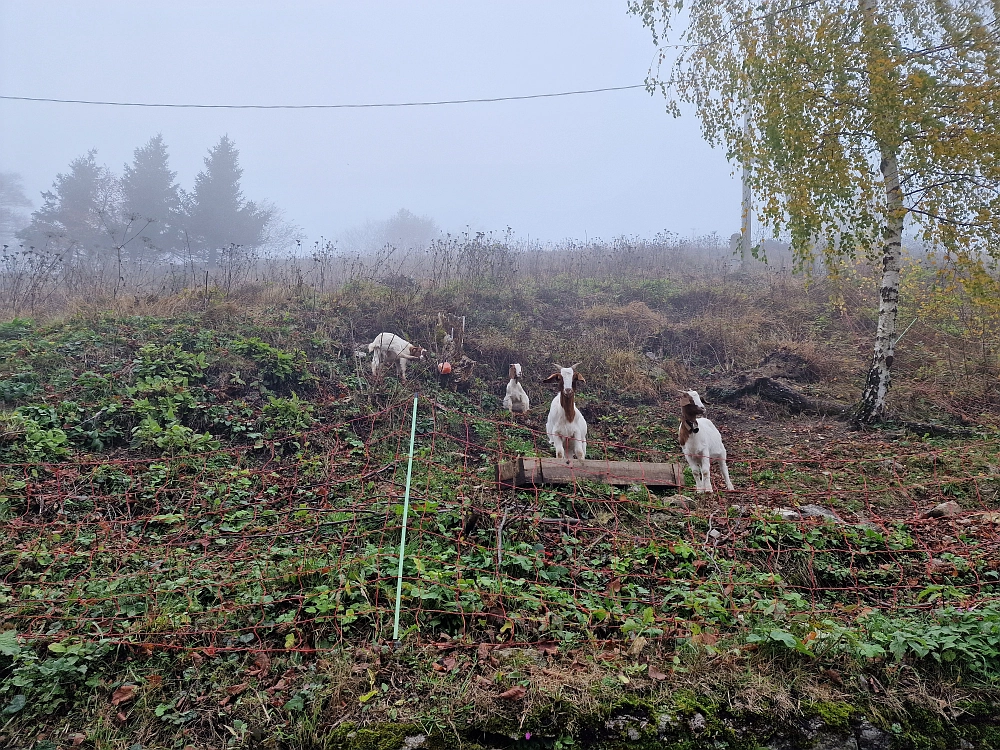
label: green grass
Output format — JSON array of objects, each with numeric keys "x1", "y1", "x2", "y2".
[{"x1": 1, "y1": 273, "x2": 1000, "y2": 748}]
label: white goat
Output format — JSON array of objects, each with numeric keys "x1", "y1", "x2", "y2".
[
  {"x1": 503, "y1": 363, "x2": 530, "y2": 414},
  {"x1": 367, "y1": 333, "x2": 427, "y2": 380},
  {"x1": 544, "y1": 363, "x2": 588, "y2": 460},
  {"x1": 677, "y1": 389, "x2": 734, "y2": 493}
]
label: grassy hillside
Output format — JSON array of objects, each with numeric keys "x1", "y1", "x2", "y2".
[{"x1": 1, "y1": 248, "x2": 999, "y2": 749}]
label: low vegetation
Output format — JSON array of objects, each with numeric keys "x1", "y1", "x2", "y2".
[{"x1": 1, "y1": 240, "x2": 999, "y2": 748}]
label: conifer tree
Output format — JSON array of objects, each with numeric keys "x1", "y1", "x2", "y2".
[
  {"x1": 183, "y1": 136, "x2": 269, "y2": 267},
  {"x1": 18, "y1": 150, "x2": 115, "y2": 258},
  {"x1": 121, "y1": 134, "x2": 181, "y2": 260}
]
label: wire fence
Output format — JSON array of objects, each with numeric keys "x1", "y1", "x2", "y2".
[{"x1": 2, "y1": 397, "x2": 999, "y2": 656}]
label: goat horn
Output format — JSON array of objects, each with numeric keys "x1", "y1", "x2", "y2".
[
  {"x1": 552, "y1": 363, "x2": 564, "y2": 370},
  {"x1": 570, "y1": 362, "x2": 583, "y2": 370}
]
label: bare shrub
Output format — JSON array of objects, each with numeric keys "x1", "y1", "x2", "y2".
[{"x1": 0, "y1": 245, "x2": 65, "y2": 317}]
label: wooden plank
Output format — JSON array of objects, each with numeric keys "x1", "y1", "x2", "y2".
[
  {"x1": 498, "y1": 457, "x2": 684, "y2": 488},
  {"x1": 497, "y1": 458, "x2": 524, "y2": 484}
]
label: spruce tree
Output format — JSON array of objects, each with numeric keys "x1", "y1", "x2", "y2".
[
  {"x1": 183, "y1": 136, "x2": 269, "y2": 267},
  {"x1": 18, "y1": 150, "x2": 113, "y2": 258},
  {"x1": 121, "y1": 134, "x2": 181, "y2": 260}
]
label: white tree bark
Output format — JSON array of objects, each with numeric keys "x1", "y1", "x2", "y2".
[{"x1": 858, "y1": 147, "x2": 904, "y2": 421}]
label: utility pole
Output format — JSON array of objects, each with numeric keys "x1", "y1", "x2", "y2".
[{"x1": 740, "y1": 111, "x2": 752, "y2": 266}]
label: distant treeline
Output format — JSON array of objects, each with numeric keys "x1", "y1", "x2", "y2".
[{"x1": 12, "y1": 135, "x2": 297, "y2": 269}]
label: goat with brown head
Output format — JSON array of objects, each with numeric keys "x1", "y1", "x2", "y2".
[
  {"x1": 544, "y1": 363, "x2": 587, "y2": 460},
  {"x1": 367, "y1": 333, "x2": 427, "y2": 380},
  {"x1": 677, "y1": 389, "x2": 707, "y2": 447},
  {"x1": 676, "y1": 389, "x2": 733, "y2": 492}
]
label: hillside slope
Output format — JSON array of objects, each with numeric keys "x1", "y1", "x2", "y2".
[{"x1": 1, "y1": 265, "x2": 999, "y2": 749}]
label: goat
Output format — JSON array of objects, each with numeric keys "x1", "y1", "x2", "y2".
[
  {"x1": 677, "y1": 390, "x2": 734, "y2": 493},
  {"x1": 503, "y1": 363, "x2": 530, "y2": 414},
  {"x1": 543, "y1": 363, "x2": 588, "y2": 460},
  {"x1": 367, "y1": 333, "x2": 427, "y2": 380}
]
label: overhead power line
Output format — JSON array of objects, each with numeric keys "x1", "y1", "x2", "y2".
[{"x1": 0, "y1": 84, "x2": 646, "y2": 110}]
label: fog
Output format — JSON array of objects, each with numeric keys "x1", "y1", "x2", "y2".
[{"x1": 0, "y1": 1, "x2": 741, "y2": 247}]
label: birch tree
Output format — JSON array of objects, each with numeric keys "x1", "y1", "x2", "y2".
[{"x1": 630, "y1": 0, "x2": 1000, "y2": 422}]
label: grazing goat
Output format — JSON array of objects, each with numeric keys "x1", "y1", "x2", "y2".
[
  {"x1": 677, "y1": 390, "x2": 734, "y2": 493},
  {"x1": 367, "y1": 333, "x2": 427, "y2": 380},
  {"x1": 503, "y1": 363, "x2": 530, "y2": 414},
  {"x1": 544, "y1": 363, "x2": 588, "y2": 460}
]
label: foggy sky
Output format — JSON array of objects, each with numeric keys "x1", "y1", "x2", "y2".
[{"x1": 0, "y1": 1, "x2": 741, "y2": 244}]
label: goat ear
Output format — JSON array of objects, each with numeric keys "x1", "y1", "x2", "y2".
[
  {"x1": 573, "y1": 372, "x2": 585, "y2": 384},
  {"x1": 542, "y1": 373, "x2": 561, "y2": 383}
]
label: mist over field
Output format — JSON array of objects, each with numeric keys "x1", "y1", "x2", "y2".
[
  {"x1": 2, "y1": 3, "x2": 1000, "y2": 750},
  {"x1": 0, "y1": 2, "x2": 742, "y2": 254}
]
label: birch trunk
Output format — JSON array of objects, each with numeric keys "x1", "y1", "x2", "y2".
[{"x1": 857, "y1": 147, "x2": 905, "y2": 422}]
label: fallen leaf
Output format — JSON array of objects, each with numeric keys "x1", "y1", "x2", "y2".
[
  {"x1": 499, "y1": 686, "x2": 527, "y2": 700},
  {"x1": 146, "y1": 674, "x2": 163, "y2": 689},
  {"x1": 70, "y1": 734, "x2": 86, "y2": 746},
  {"x1": 690, "y1": 632, "x2": 718, "y2": 646},
  {"x1": 226, "y1": 682, "x2": 249, "y2": 696},
  {"x1": 116, "y1": 711, "x2": 127, "y2": 722},
  {"x1": 628, "y1": 636, "x2": 647, "y2": 656},
  {"x1": 822, "y1": 668, "x2": 844, "y2": 687},
  {"x1": 537, "y1": 643, "x2": 559, "y2": 657},
  {"x1": 475, "y1": 675, "x2": 494, "y2": 687},
  {"x1": 110, "y1": 684, "x2": 138, "y2": 707},
  {"x1": 477, "y1": 642, "x2": 492, "y2": 661},
  {"x1": 648, "y1": 666, "x2": 668, "y2": 681},
  {"x1": 254, "y1": 652, "x2": 271, "y2": 676}
]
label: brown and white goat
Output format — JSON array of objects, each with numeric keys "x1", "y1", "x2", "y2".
[
  {"x1": 678, "y1": 389, "x2": 734, "y2": 493},
  {"x1": 503, "y1": 363, "x2": 530, "y2": 414},
  {"x1": 544, "y1": 363, "x2": 587, "y2": 460},
  {"x1": 367, "y1": 333, "x2": 427, "y2": 380}
]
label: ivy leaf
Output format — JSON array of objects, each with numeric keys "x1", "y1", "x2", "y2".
[
  {"x1": 2, "y1": 694, "x2": 26, "y2": 715},
  {"x1": 768, "y1": 629, "x2": 798, "y2": 648},
  {"x1": 0, "y1": 630, "x2": 19, "y2": 657}
]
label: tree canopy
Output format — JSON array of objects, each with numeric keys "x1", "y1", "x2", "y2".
[
  {"x1": 183, "y1": 135, "x2": 271, "y2": 266},
  {"x1": 121, "y1": 134, "x2": 182, "y2": 259},
  {"x1": 18, "y1": 150, "x2": 114, "y2": 257},
  {"x1": 630, "y1": 0, "x2": 1000, "y2": 420}
]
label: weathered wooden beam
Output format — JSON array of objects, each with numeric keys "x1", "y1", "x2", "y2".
[{"x1": 497, "y1": 457, "x2": 684, "y2": 488}]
